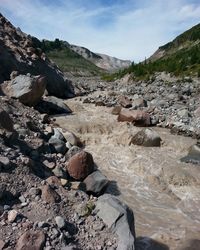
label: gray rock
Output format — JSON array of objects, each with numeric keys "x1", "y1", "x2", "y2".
[
  {"x1": 84, "y1": 170, "x2": 109, "y2": 195},
  {"x1": 55, "y1": 216, "x2": 66, "y2": 229},
  {"x1": 37, "y1": 96, "x2": 72, "y2": 115},
  {"x1": 53, "y1": 128, "x2": 65, "y2": 141},
  {"x1": 96, "y1": 194, "x2": 135, "y2": 250},
  {"x1": 49, "y1": 137, "x2": 67, "y2": 154},
  {"x1": 52, "y1": 166, "x2": 68, "y2": 179},
  {"x1": 1, "y1": 74, "x2": 46, "y2": 106},
  {"x1": 131, "y1": 98, "x2": 147, "y2": 110},
  {"x1": 65, "y1": 146, "x2": 82, "y2": 160},
  {"x1": 181, "y1": 144, "x2": 200, "y2": 164},
  {"x1": 177, "y1": 109, "x2": 189, "y2": 118},
  {"x1": 130, "y1": 128, "x2": 161, "y2": 147},
  {"x1": 63, "y1": 131, "x2": 81, "y2": 146}
]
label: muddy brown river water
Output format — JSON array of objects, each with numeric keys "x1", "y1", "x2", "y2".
[{"x1": 55, "y1": 97, "x2": 200, "y2": 250}]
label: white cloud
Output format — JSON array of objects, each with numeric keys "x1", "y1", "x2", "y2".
[{"x1": 0, "y1": 0, "x2": 199, "y2": 61}]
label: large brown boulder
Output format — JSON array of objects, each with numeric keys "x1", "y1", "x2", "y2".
[
  {"x1": 117, "y1": 108, "x2": 151, "y2": 126},
  {"x1": 1, "y1": 74, "x2": 46, "y2": 106},
  {"x1": 16, "y1": 231, "x2": 45, "y2": 250},
  {"x1": 67, "y1": 151, "x2": 94, "y2": 180}
]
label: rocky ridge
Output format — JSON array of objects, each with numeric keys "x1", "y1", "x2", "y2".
[{"x1": 70, "y1": 45, "x2": 131, "y2": 71}]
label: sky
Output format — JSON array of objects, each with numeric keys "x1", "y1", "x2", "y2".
[{"x1": 0, "y1": 0, "x2": 200, "y2": 62}]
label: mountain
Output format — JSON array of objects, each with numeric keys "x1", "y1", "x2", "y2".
[
  {"x1": 109, "y1": 22, "x2": 200, "y2": 80},
  {"x1": 38, "y1": 39, "x2": 103, "y2": 76},
  {"x1": 70, "y1": 44, "x2": 131, "y2": 71},
  {"x1": 149, "y1": 23, "x2": 200, "y2": 62}
]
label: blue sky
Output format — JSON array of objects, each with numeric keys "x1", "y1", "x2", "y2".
[{"x1": 0, "y1": 0, "x2": 200, "y2": 61}]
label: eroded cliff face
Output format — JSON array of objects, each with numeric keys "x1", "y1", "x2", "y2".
[
  {"x1": 70, "y1": 44, "x2": 131, "y2": 71},
  {"x1": 0, "y1": 13, "x2": 74, "y2": 98}
]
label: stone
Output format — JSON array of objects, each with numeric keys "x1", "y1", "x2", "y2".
[
  {"x1": 65, "y1": 146, "x2": 82, "y2": 160},
  {"x1": 0, "y1": 156, "x2": 10, "y2": 167},
  {"x1": 46, "y1": 176, "x2": 61, "y2": 187},
  {"x1": 36, "y1": 96, "x2": 72, "y2": 115},
  {"x1": 41, "y1": 185, "x2": 61, "y2": 203},
  {"x1": 7, "y1": 210, "x2": 18, "y2": 223},
  {"x1": 132, "y1": 98, "x2": 147, "y2": 110},
  {"x1": 177, "y1": 109, "x2": 189, "y2": 118},
  {"x1": 60, "y1": 178, "x2": 68, "y2": 186},
  {"x1": 130, "y1": 128, "x2": 161, "y2": 147},
  {"x1": 181, "y1": 144, "x2": 200, "y2": 164},
  {"x1": 96, "y1": 194, "x2": 135, "y2": 250},
  {"x1": 83, "y1": 170, "x2": 109, "y2": 195},
  {"x1": 53, "y1": 128, "x2": 65, "y2": 141},
  {"x1": 70, "y1": 181, "x2": 86, "y2": 191},
  {"x1": 117, "y1": 108, "x2": 151, "y2": 126},
  {"x1": 63, "y1": 131, "x2": 81, "y2": 146},
  {"x1": 111, "y1": 106, "x2": 122, "y2": 115},
  {"x1": 0, "y1": 108, "x2": 14, "y2": 132},
  {"x1": 55, "y1": 216, "x2": 66, "y2": 229},
  {"x1": 52, "y1": 165, "x2": 68, "y2": 179},
  {"x1": 16, "y1": 231, "x2": 46, "y2": 250},
  {"x1": 1, "y1": 74, "x2": 46, "y2": 106},
  {"x1": 118, "y1": 95, "x2": 132, "y2": 108},
  {"x1": 43, "y1": 160, "x2": 55, "y2": 169},
  {"x1": 49, "y1": 137, "x2": 67, "y2": 155},
  {"x1": 67, "y1": 151, "x2": 94, "y2": 180}
]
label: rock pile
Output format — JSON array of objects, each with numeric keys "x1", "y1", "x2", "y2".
[
  {"x1": 0, "y1": 96, "x2": 136, "y2": 249},
  {"x1": 0, "y1": 13, "x2": 74, "y2": 98}
]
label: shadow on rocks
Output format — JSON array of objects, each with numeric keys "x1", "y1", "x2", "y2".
[
  {"x1": 135, "y1": 237, "x2": 169, "y2": 250},
  {"x1": 104, "y1": 180, "x2": 121, "y2": 196},
  {"x1": 0, "y1": 190, "x2": 20, "y2": 207}
]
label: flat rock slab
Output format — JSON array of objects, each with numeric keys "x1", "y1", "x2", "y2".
[{"x1": 96, "y1": 194, "x2": 135, "y2": 250}]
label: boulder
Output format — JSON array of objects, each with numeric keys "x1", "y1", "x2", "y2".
[
  {"x1": 132, "y1": 98, "x2": 147, "y2": 110},
  {"x1": 1, "y1": 74, "x2": 46, "y2": 106},
  {"x1": 118, "y1": 95, "x2": 132, "y2": 108},
  {"x1": 49, "y1": 137, "x2": 67, "y2": 155},
  {"x1": 53, "y1": 128, "x2": 66, "y2": 141},
  {"x1": 36, "y1": 96, "x2": 72, "y2": 115},
  {"x1": 83, "y1": 170, "x2": 109, "y2": 195},
  {"x1": 130, "y1": 128, "x2": 161, "y2": 147},
  {"x1": 96, "y1": 194, "x2": 135, "y2": 250},
  {"x1": 63, "y1": 131, "x2": 81, "y2": 146},
  {"x1": 41, "y1": 185, "x2": 61, "y2": 203},
  {"x1": 181, "y1": 144, "x2": 200, "y2": 164},
  {"x1": 111, "y1": 106, "x2": 122, "y2": 115},
  {"x1": 0, "y1": 107, "x2": 14, "y2": 131},
  {"x1": 117, "y1": 109, "x2": 151, "y2": 126},
  {"x1": 67, "y1": 151, "x2": 94, "y2": 180},
  {"x1": 16, "y1": 231, "x2": 45, "y2": 250}
]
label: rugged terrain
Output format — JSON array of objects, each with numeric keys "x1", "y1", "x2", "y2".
[{"x1": 1, "y1": 12, "x2": 200, "y2": 250}]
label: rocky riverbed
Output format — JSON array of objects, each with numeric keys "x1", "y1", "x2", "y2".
[{"x1": 54, "y1": 74, "x2": 200, "y2": 250}]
